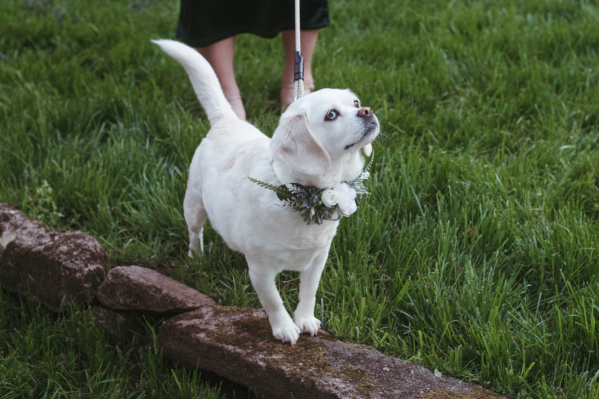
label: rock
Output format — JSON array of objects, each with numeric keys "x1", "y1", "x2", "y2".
[
  {"x1": 92, "y1": 306, "x2": 132, "y2": 339},
  {"x1": 96, "y1": 266, "x2": 217, "y2": 313},
  {"x1": 158, "y1": 306, "x2": 503, "y2": 399},
  {"x1": 0, "y1": 204, "x2": 54, "y2": 263},
  {"x1": 0, "y1": 204, "x2": 110, "y2": 312}
]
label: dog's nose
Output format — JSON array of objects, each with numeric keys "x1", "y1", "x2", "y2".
[{"x1": 357, "y1": 107, "x2": 373, "y2": 117}]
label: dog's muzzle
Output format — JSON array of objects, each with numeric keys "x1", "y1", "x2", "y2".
[{"x1": 345, "y1": 110, "x2": 379, "y2": 150}]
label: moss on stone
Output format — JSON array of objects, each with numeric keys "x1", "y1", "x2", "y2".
[
  {"x1": 204, "y1": 307, "x2": 379, "y2": 395},
  {"x1": 426, "y1": 388, "x2": 505, "y2": 399},
  {"x1": 339, "y1": 364, "x2": 378, "y2": 396}
]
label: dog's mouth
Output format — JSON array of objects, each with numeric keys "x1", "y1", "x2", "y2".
[{"x1": 344, "y1": 122, "x2": 379, "y2": 150}]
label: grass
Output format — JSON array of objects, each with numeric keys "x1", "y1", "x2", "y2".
[
  {"x1": 1, "y1": 0, "x2": 599, "y2": 397},
  {"x1": 0, "y1": 287, "x2": 224, "y2": 398}
]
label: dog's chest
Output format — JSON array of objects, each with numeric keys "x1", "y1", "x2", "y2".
[
  {"x1": 278, "y1": 220, "x2": 338, "y2": 249},
  {"x1": 246, "y1": 211, "x2": 338, "y2": 249}
]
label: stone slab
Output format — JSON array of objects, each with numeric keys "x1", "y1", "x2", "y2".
[
  {"x1": 97, "y1": 265, "x2": 216, "y2": 314},
  {"x1": 158, "y1": 306, "x2": 504, "y2": 399},
  {"x1": 0, "y1": 204, "x2": 110, "y2": 312},
  {"x1": 0, "y1": 204, "x2": 54, "y2": 262}
]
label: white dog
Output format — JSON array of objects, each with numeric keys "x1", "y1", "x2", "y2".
[{"x1": 153, "y1": 40, "x2": 379, "y2": 344}]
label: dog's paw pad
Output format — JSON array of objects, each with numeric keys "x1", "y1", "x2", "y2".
[
  {"x1": 272, "y1": 322, "x2": 301, "y2": 345},
  {"x1": 294, "y1": 316, "x2": 321, "y2": 337}
]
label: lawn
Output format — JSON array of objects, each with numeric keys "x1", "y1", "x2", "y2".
[{"x1": 2, "y1": 0, "x2": 599, "y2": 397}]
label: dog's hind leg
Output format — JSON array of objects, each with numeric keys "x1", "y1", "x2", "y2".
[
  {"x1": 184, "y1": 189, "x2": 208, "y2": 258},
  {"x1": 188, "y1": 223, "x2": 206, "y2": 258}
]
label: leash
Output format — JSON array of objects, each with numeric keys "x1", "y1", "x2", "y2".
[{"x1": 293, "y1": 0, "x2": 304, "y2": 101}]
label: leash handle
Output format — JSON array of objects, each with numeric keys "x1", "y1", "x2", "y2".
[
  {"x1": 293, "y1": 0, "x2": 304, "y2": 101},
  {"x1": 294, "y1": 51, "x2": 304, "y2": 82}
]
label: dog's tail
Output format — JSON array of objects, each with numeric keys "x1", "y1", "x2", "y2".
[{"x1": 152, "y1": 39, "x2": 237, "y2": 126}]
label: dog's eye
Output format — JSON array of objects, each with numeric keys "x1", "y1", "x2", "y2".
[
  {"x1": 325, "y1": 110, "x2": 339, "y2": 121},
  {"x1": 354, "y1": 100, "x2": 359, "y2": 108}
]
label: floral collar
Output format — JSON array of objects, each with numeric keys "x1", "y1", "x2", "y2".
[{"x1": 249, "y1": 152, "x2": 373, "y2": 225}]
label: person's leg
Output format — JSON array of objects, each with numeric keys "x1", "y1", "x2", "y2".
[
  {"x1": 281, "y1": 30, "x2": 319, "y2": 106},
  {"x1": 197, "y1": 36, "x2": 246, "y2": 120}
]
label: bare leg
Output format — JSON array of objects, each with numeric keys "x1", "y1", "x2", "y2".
[
  {"x1": 293, "y1": 249, "x2": 328, "y2": 335},
  {"x1": 248, "y1": 264, "x2": 300, "y2": 344},
  {"x1": 197, "y1": 37, "x2": 246, "y2": 120},
  {"x1": 281, "y1": 29, "x2": 319, "y2": 106}
]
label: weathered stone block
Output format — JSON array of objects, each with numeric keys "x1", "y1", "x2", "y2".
[
  {"x1": 92, "y1": 306, "x2": 132, "y2": 339},
  {"x1": 158, "y1": 306, "x2": 502, "y2": 399},
  {"x1": 96, "y1": 266, "x2": 216, "y2": 313},
  {"x1": 0, "y1": 204, "x2": 110, "y2": 312},
  {"x1": 0, "y1": 204, "x2": 54, "y2": 262}
]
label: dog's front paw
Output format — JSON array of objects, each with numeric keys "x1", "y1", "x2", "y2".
[
  {"x1": 294, "y1": 315, "x2": 321, "y2": 337},
  {"x1": 272, "y1": 320, "x2": 301, "y2": 345}
]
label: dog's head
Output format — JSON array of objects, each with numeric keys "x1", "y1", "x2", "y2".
[{"x1": 270, "y1": 89, "x2": 379, "y2": 185}]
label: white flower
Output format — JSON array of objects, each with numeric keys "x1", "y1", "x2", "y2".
[
  {"x1": 321, "y1": 189, "x2": 339, "y2": 207},
  {"x1": 332, "y1": 183, "x2": 357, "y2": 216},
  {"x1": 361, "y1": 171, "x2": 370, "y2": 180}
]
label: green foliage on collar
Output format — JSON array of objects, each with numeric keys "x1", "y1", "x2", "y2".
[{"x1": 249, "y1": 151, "x2": 374, "y2": 225}]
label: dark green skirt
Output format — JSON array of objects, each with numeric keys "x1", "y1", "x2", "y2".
[{"x1": 176, "y1": 0, "x2": 329, "y2": 48}]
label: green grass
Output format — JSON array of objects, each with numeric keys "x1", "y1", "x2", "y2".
[
  {"x1": 0, "y1": 286, "x2": 224, "y2": 398},
  {"x1": 2, "y1": 0, "x2": 599, "y2": 397}
]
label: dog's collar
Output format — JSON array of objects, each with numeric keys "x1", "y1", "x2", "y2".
[
  {"x1": 249, "y1": 152, "x2": 374, "y2": 225},
  {"x1": 269, "y1": 158, "x2": 355, "y2": 188}
]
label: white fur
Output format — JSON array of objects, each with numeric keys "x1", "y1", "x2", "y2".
[{"x1": 153, "y1": 39, "x2": 380, "y2": 344}]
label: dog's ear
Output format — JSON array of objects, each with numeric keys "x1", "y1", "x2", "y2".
[{"x1": 270, "y1": 112, "x2": 331, "y2": 176}]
